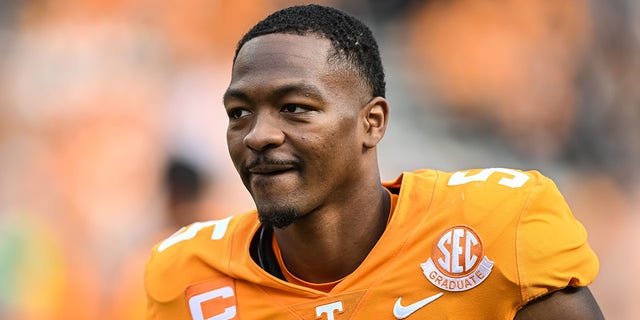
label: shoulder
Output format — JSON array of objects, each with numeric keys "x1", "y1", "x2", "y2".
[
  {"x1": 440, "y1": 168, "x2": 560, "y2": 208},
  {"x1": 418, "y1": 168, "x2": 580, "y2": 239},
  {"x1": 385, "y1": 168, "x2": 566, "y2": 229},
  {"x1": 433, "y1": 167, "x2": 551, "y2": 191},
  {"x1": 388, "y1": 167, "x2": 552, "y2": 187},
  {"x1": 144, "y1": 211, "x2": 258, "y2": 303},
  {"x1": 393, "y1": 168, "x2": 597, "y2": 305},
  {"x1": 388, "y1": 168, "x2": 559, "y2": 206},
  {"x1": 424, "y1": 168, "x2": 598, "y2": 302}
]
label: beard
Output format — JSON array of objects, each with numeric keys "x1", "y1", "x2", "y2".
[{"x1": 257, "y1": 206, "x2": 299, "y2": 229}]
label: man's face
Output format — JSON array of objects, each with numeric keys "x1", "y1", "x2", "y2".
[{"x1": 224, "y1": 33, "x2": 371, "y2": 228}]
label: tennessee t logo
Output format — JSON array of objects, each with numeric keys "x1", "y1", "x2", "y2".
[{"x1": 315, "y1": 301, "x2": 344, "y2": 320}]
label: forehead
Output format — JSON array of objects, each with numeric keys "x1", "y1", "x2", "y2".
[
  {"x1": 237, "y1": 33, "x2": 332, "y2": 64},
  {"x1": 230, "y1": 33, "x2": 334, "y2": 85},
  {"x1": 227, "y1": 33, "x2": 370, "y2": 104}
]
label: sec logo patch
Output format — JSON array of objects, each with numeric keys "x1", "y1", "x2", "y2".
[{"x1": 421, "y1": 225, "x2": 494, "y2": 292}]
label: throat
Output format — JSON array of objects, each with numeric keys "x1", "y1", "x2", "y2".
[{"x1": 265, "y1": 187, "x2": 394, "y2": 284}]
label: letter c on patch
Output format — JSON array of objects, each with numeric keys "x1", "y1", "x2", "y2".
[{"x1": 188, "y1": 286, "x2": 236, "y2": 320}]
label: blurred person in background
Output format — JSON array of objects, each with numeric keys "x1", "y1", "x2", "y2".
[
  {"x1": 163, "y1": 158, "x2": 208, "y2": 228},
  {"x1": 109, "y1": 157, "x2": 212, "y2": 320}
]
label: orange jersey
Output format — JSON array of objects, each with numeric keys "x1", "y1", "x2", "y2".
[{"x1": 145, "y1": 168, "x2": 599, "y2": 319}]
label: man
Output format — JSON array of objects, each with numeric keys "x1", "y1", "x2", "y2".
[{"x1": 145, "y1": 4, "x2": 603, "y2": 319}]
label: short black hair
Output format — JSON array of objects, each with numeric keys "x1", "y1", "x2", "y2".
[{"x1": 234, "y1": 4, "x2": 386, "y2": 98}]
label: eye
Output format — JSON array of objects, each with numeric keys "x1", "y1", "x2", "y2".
[
  {"x1": 228, "y1": 108, "x2": 251, "y2": 119},
  {"x1": 281, "y1": 104, "x2": 311, "y2": 114}
]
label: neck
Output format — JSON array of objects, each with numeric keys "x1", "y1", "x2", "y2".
[{"x1": 273, "y1": 184, "x2": 390, "y2": 283}]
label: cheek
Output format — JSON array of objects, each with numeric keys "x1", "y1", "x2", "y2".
[
  {"x1": 333, "y1": 116, "x2": 361, "y2": 149},
  {"x1": 226, "y1": 132, "x2": 244, "y2": 166},
  {"x1": 311, "y1": 122, "x2": 360, "y2": 163}
]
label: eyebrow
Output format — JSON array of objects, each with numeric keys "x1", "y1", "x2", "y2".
[
  {"x1": 223, "y1": 82, "x2": 325, "y2": 105},
  {"x1": 223, "y1": 88, "x2": 249, "y2": 105}
]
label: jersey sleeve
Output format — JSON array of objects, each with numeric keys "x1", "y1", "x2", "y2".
[
  {"x1": 516, "y1": 173, "x2": 599, "y2": 303},
  {"x1": 144, "y1": 217, "x2": 237, "y2": 319}
]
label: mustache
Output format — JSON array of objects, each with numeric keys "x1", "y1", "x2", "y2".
[{"x1": 243, "y1": 156, "x2": 301, "y2": 171}]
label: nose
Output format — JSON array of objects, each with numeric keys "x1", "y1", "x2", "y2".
[{"x1": 243, "y1": 113, "x2": 285, "y2": 151}]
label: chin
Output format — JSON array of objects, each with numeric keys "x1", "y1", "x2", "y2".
[{"x1": 257, "y1": 206, "x2": 299, "y2": 229}]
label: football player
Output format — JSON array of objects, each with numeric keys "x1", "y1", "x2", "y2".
[{"x1": 145, "y1": 4, "x2": 603, "y2": 319}]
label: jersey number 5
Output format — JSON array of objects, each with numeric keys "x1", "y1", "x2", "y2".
[
  {"x1": 157, "y1": 216, "x2": 232, "y2": 252},
  {"x1": 447, "y1": 168, "x2": 530, "y2": 188}
]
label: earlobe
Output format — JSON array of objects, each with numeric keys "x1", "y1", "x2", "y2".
[{"x1": 363, "y1": 97, "x2": 389, "y2": 149}]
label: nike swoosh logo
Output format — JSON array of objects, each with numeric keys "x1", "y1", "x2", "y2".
[{"x1": 393, "y1": 292, "x2": 443, "y2": 319}]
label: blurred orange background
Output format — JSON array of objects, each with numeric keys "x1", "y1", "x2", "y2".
[{"x1": 0, "y1": 0, "x2": 637, "y2": 319}]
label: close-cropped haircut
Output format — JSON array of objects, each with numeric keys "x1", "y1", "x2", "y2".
[{"x1": 234, "y1": 4, "x2": 386, "y2": 98}]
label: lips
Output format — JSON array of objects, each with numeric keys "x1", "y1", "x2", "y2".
[
  {"x1": 245, "y1": 158, "x2": 299, "y2": 175},
  {"x1": 248, "y1": 163, "x2": 295, "y2": 174}
]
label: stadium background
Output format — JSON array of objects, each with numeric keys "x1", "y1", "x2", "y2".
[{"x1": 0, "y1": 0, "x2": 637, "y2": 318}]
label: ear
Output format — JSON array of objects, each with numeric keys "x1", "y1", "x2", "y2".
[{"x1": 362, "y1": 97, "x2": 389, "y2": 149}]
